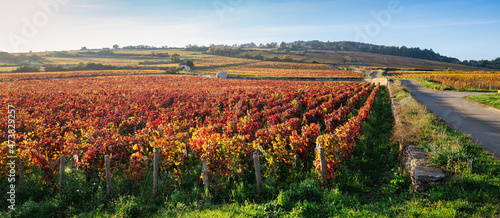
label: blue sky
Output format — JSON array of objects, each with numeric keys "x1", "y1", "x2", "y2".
[{"x1": 1, "y1": 0, "x2": 499, "y2": 61}]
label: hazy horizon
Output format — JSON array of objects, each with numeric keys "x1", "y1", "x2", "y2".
[{"x1": 1, "y1": 0, "x2": 499, "y2": 61}]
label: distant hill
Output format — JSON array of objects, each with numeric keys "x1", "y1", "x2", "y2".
[
  {"x1": 278, "y1": 41, "x2": 500, "y2": 70},
  {"x1": 301, "y1": 50, "x2": 487, "y2": 71},
  {"x1": 198, "y1": 47, "x2": 491, "y2": 71},
  {"x1": 3, "y1": 40, "x2": 498, "y2": 72},
  {"x1": 187, "y1": 41, "x2": 500, "y2": 70}
]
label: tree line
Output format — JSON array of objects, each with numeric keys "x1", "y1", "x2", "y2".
[{"x1": 184, "y1": 41, "x2": 500, "y2": 70}]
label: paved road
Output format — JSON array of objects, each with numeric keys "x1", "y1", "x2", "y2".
[
  {"x1": 370, "y1": 71, "x2": 379, "y2": 78},
  {"x1": 401, "y1": 79, "x2": 500, "y2": 159}
]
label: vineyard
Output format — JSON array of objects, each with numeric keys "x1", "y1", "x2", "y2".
[
  {"x1": 238, "y1": 51, "x2": 309, "y2": 61},
  {"x1": 42, "y1": 57, "x2": 146, "y2": 66},
  {"x1": 0, "y1": 73, "x2": 378, "y2": 197},
  {"x1": 190, "y1": 56, "x2": 256, "y2": 68},
  {"x1": 0, "y1": 48, "x2": 366, "y2": 80},
  {"x1": 391, "y1": 70, "x2": 500, "y2": 91},
  {"x1": 0, "y1": 70, "x2": 165, "y2": 82},
  {"x1": 199, "y1": 61, "x2": 362, "y2": 78},
  {"x1": 2, "y1": 49, "x2": 499, "y2": 217}
]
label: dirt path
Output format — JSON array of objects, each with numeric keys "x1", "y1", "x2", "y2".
[
  {"x1": 400, "y1": 79, "x2": 500, "y2": 158},
  {"x1": 196, "y1": 61, "x2": 261, "y2": 70}
]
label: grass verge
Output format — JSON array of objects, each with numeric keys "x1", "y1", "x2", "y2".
[
  {"x1": 467, "y1": 93, "x2": 500, "y2": 110},
  {"x1": 408, "y1": 77, "x2": 495, "y2": 92},
  {"x1": 377, "y1": 70, "x2": 386, "y2": 78},
  {"x1": 391, "y1": 79, "x2": 500, "y2": 217}
]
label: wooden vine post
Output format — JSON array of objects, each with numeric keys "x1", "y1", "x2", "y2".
[
  {"x1": 59, "y1": 155, "x2": 65, "y2": 195},
  {"x1": 105, "y1": 155, "x2": 111, "y2": 198},
  {"x1": 152, "y1": 148, "x2": 160, "y2": 198},
  {"x1": 253, "y1": 153, "x2": 262, "y2": 195},
  {"x1": 319, "y1": 147, "x2": 327, "y2": 188},
  {"x1": 202, "y1": 157, "x2": 209, "y2": 197}
]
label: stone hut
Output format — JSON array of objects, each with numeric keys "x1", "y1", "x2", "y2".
[
  {"x1": 216, "y1": 71, "x2": 228, "y2": 79},
  {"x1": 178, "y1": 63, "x2": 191, "y2": 72}
]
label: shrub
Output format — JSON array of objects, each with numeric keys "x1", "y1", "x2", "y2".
[
  {"x1": 185, "y1": 60, "x2": 195, "y2": 68},
  {"x1": 43, "y1": 64, "x2": 66, "y2": 72},
  {"x1": 13, "y1": 65, "x2": 40, "y2": 72},
  {"x1": 277, "y1": 179, "x2": 322, "y2": 210},
  {"x1": 231, "y1": 182, "x2": 256, "y2": 204},
  {"x1": 14, "y1": 198, "x2": 63, "y2": 218},
  {"x1": 112, "y1": 195, "x2": 142, "y2": 218},
  {"x1": 290, "y1": 200, "x2": 326, "y2": 218}
]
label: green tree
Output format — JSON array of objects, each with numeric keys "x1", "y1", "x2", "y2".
[
  {"x1": 254, "y1": 55, "x2": 264, "y2": 60},
  {"x1": 14, "y1": 65, "x2": 40, "y2": 72},
  {"x1": 185, "y1": 59, "x2": 195, "y2": 68},
  {"x1": 170, "y1": 53, "x2": 181, "y2": 63},
  {"x1": 279, "y1": 41, "x2": 287, "y2": 50},
  {"x1": 113, "y1": 44, "x2": 119, "y2": 49}
]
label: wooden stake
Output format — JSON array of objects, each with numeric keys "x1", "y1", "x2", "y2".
[
  {"x1": 202, "y1": 157, "x2": 209, "y2": 196},
  {"x1": 152, "y1": 148, "x2": 160, "y2": 198},
  {"x1": 253, "y1": 153, "x2": 262, "y2": 195},
  {"x1": 105, "y1": 155, "x2": 111, "y2": 198},
  {"x1": 320, "y1": 147, "x2": 327, "y2": 188},
  {"x1": 59, "y1": 155, "x2": 65, "y2": 195}
]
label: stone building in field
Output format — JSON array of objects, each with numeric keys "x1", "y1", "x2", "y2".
[
  {"x1": 178, "y1": 63, "x2": 191, "y2": 71},
  {"x1": 216, "y1": 71, "x2": 228, "y2": 79}
]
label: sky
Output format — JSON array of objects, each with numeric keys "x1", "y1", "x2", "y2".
[{"x1": 1, "y1": 0, "x2": 499, "y2": 61}]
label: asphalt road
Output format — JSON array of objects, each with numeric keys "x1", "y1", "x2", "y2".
[{"x1": 401, "y1": 79, "x2": 500, "y2": 159}]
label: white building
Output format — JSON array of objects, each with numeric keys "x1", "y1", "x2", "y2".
[
  {"x1": 179, "y1": 63, "x2": 191, "y2": 71},
  {"x1": 216, "y1": 71, "x2": 228, "y2": 79}
]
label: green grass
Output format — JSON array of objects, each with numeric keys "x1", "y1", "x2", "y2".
[
  {"x1": 391, "y1": 80, "x2": 500, "y2": 216},
  {"x1": 467, "y1": 93, "x2": 500, "y2": 110},
  {"x1": 409, "y1": 77, "x2": 453, "y2": 91},
  {"x1": 409, "y1": 77, "x2": 495, "y2": 92},
  {"x1": 377, "y1": 70, "x2": 386, "y2": 78},
  {"x1": 2, "y1": 86, "x2": 499, "y2": 217}
]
